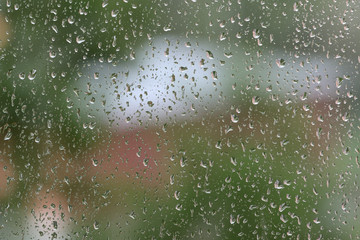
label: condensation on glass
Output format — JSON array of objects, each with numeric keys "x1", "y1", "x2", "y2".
[{"x1": 0, "y1": 0, "x2": 359, "y2": 239}]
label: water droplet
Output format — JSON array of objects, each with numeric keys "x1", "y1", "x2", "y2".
[
  {"x1": 102, "y1": 0, "x2": 109, "y2": 8},
  {"x1": 336, "y1": 77, "x2": 343, "y2": 88},
  {"x1": 76, "y1": 36, "x2": 85, "y2": 44},
  {"x1": 179, "y1": 66, "x2": 188, "y2": 72},
  {"x1": 206, "y1": 50, "x2": 214, "y2": 59},
  {"x1": 52, "y1": 221, "x2": 58, "y2": 230},
  {"x1": 230, "y1": 157, "x2": 237, "y2": 166},
  {"x1": 174, "y1": 191, "x2": 180, "y2": 200},
  {"x1": 293, "y1": 2, "x2": 298, "y2": 11},
  {"x1": 252, "y1": 29, "x2": 260, "y2": 39},
  {"x1": 129, "y1": 211, "x2": 136, "y2": 219},
  {"x1": 163, "y1": 24, "x2": 172, "y2": 32},
  {"x1": 92, "y1": 159, "x2": 98, "y2": 166},
  {"x1": 4, "y1": 131, "x2": 12, "y2": 140},
  {"x1": 93, "y1": 220, "x2": 100, "y2": 230},
  {"x1": 49, "y1": 50, "x2": 56, "y2": 58},
  {"x1": 231, "y1": 114, "x2": 239, "y2": 123},
  {"x1": 303, "y1": 104, "x2": 310, "y2": 111},
  {"x1": 147, "y1": 101, "x2": 154, "y2": 107},
  {"x1": 276, "y1": 59, "x2": 286, "y2": 68},
  {"x1": 219, "y1": 32, "x2": 227, "y2": 41},
  {"x1": 224, "y1": 52, "x2": 233, "y2": 58},
  {"x1": 274, "y1": 180, "x2": 284, "y2": 189},
  {"x1": 143, "y1": 158, "x2": 149, "y2": 167},
  {"x1": 230, "y1": 214, "x2": 236, "y2": 224},
  {"x1": 111, "y1": 9, "x2": 119, "y2": 17},
  {"x1": 19, "y1": 72, "x2": 25, "y2": 80},
  {"x1": 51, "y1": 25, "x2": 58, "y2": 33},
  {"x1": 28, "y1": 69, "x2": 37, "y2": 80},
  {"x1": 130, "y1": 50, "x2": 136, "y2": 60},
  {"x1": 170, "y1": 175, "x2": 175, "y2": 185},
  {"x1": 211, "y1": 71, "x2": 218, "y2": 80},
  {"x1": 175, "y1": 203, "x2": 182, "y2": 211},
  {"x1": 252, "y1": 96, "x2": 260, "y2": 105},
  {"x1": 68, "y1": 16, "x2": 75, "y2": 24}
]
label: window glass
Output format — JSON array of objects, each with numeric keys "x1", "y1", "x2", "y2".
[{"x1": 0, "y1": 0, "x2": 358, "y2": 239}]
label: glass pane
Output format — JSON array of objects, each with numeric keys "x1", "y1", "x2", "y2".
[{"x1": 0, "y1": 0, "x2": 358, "y2": 239}]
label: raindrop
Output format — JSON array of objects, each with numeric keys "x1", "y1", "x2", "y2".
[
  {"x1": 336, "y1": 77, "x2": 343, "y2": 88},
  {"x1": 211, "y1": 71, "x2": 218, "y2": 80},
  {"x1": 231, "y1": 114, "x2": 239, "y2": 123},
  {"x1": 206, "y1": 50, "x2": 214, "y2": 59},
  {"x1": 102, "y1": 0, "x2": 109, "y2": 8},
  {"x1": 93, "y1": 220, "x2": 100, "y2": 230},
  {"x1": 252, "y1": 29, "x2": 260, "y2": 39},
  {"x1": 163, "y1": 24, "x2": 172, "y2": 32},
  {"x1": 92, "y1": 159, "x2": 99, "y2": 167},
  {"x1": 252, "y1": 96, "x2": 260, "y2": 105},
  {"x1": 28, "y1": 69, "x2": 37, "y2": 80},
  {"x1": 76, "y1": 36, "x2": 85, "y2": 44},
  {"x1": 4, "y1": 131, "x2": 12, "y2": 141},
  {"x1": 19, "y1": 72, "x2": 25, "y2": 80},
  {"x1": 49, "y1": 50, "x2": 56, "y2": 58},
  {"x1": 276, "y1": 59, "x2": 286, "y2": 68}
]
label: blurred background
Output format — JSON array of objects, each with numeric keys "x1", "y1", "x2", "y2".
[{"x1": 0, "y1": 0, "x2": 359, "y2": 239}]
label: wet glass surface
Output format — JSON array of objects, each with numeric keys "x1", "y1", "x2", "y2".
[{"x1": 0, "y1": 1, "x2": 359, "y2": 239}]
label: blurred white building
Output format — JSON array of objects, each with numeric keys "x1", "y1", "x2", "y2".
[{"x1": 74, "y1": 35, "x2": 352, "y2": 128}]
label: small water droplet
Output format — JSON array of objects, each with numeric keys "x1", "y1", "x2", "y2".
[
  {"x1": 68, "y1": 16, "x2": 75, "y2": 24},
  {"x1": 92, "y1": 159, "x2": 98, "y2": 167},
  {"x1": 252, "y1": 29, "x2": 260, "y2": 39},
  {"x1": 274, "y1": 180, "x2": 284, "y2": 189},
  {"x1": 170, "y1": 175, "x2": 175, "y2": 185},
  {"x1": 175, "y1": 203, "x2": 182, "y2": 211},
  {"x1": 28, "y1": 69, "x2": 37, "y2": 80},
  {"x1": 52, "y1": 221, "x2": 58, "y2": 230},
  {"x1": 206, "y1": 50, "x2": 214, "y2": 59},
  {"x1": 230, "y1": 157, "x2": 237, "y2": 166},
  {"x1": 76, "y1": 36, "x2": 85, "y2": 44},
  {"x1": 102, "y1": 0, "x2": 109, "y2": 8},
  {"x1": 230, "y1": 214, "x2": 236, "y2": 224},
  {"x1": 211, "y1": 71, "x2": 218, "y2": 80},
  {"x1": 147, "y1": 101, "x2": 154, "y2": 107},
  {"x1": 179, "y1": 66, "x2": 188, "y2": 72},
  {"x1": 163, "y1": 24, "x2": 172, "y2": 32},
  {"x1": 231, "y1": 114, "x2": 239, "y2": 123},
  {"x1": 19, "y1": 72, "x2": 25, "y2": 80},
  {"x1": 293, "y1": 2, "x2": 298, "y2": 11},
  {"x1": 4, "y1": 131, "x2": 12, "y2": 140},
  {"x1": 93, "y1": 220, "x2": 100, "y2": 230},
  {"x1": 129, "y1": 211, "x2": 136, "y2": 219},
  {"x1": 130, "y1": 50, "x2": 136, "y2": 60},
  {"x1": 111, "y1": 9, "x2": 119, "y2": 17},
  {"x1": 174, "y1": 191, "x2": 180, "y2": 200},
  {"x1": 224, "y1": 52, "x2": 233, "y2": 58},
  {"x1": 336, "y1": 77, "x2": 343, "y2": 88},
  {"x1": 49, "y1": 50, "x2": 56, "y2": 58},
  {"x1": 252, "y1": 96, "x2": 260, "y2": 105},
  {"x1": 276, "y1": 59, "x2": 286, "y2": 68}
]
